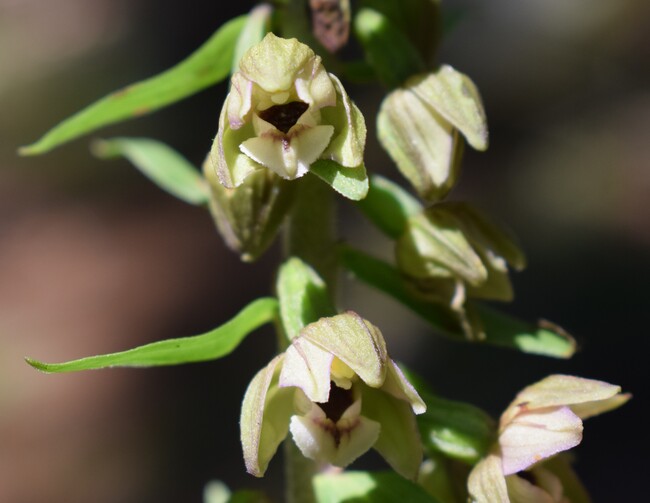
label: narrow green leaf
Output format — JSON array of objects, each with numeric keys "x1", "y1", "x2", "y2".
[
  {"x1": 310, "y1": 160, "x2": 369, "y2": 201},
  {"x1": 20, "y1": 15, "x2": 247, "y2": 155},
  {"x1": 92, "y1": 137, "x2": 210, "y2": 205},
  {"x1": 340, "y1": 247, "x2": 576, "y2": 358},
  {"x1": 314, "y1": 471, "x2": 439, "y2": 503},
  {"x1": 26, "y1": 297, "x2": 278, "y2": 373},
  {"x1": 276, "y1": 257, "x2": 336, "y2": 341},
  {"x1": 354, "y1": 8, "x2": 426, "y2": 88},
  {"x1": 357, "y1": 175, "x2": 422, "y2": 239}
]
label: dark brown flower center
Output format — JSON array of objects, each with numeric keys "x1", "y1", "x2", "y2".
[
  {"x1": 319, "y1": 382, "x2": 354, "y2": 423},
  {"x1": 258, "y1": 101, "x2": 309, "y2": 134}
]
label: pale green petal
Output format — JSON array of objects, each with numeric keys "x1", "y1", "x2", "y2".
[
  {"x1": 321, "y1": 73, "x2": 367, "y2": 168},
  {"x1": 397, "y1": 210, "x2": 487, "y2": 286},
  {"x1": 380, "y1": 360, "x2": 426, "y2": 414},
  {"x1": 300, "y1": 312, "x2": 388, "y2": 389},
  {"x1": 468, "y1": 454, "x2": 510, "y2": 503},
  {"x1": 239, "y1": 33, "x2": 315, "y2": 92},
  {"x1": 291, "y1": 124, "x2": 335, "y2": 171},
  {"x1": 378, "y1": 86, "x2": 462, "y2": 202},
  {"x1": 505, "y1": 474, "x2": 555, "y2": 503},
  {"x1": 501, "y1": 375, "x2": 624, "y2": 427},
  {"x1": 410, "y1": 66, "x2": 488, "y2": 151},
  {"x1": 362, "y1": 384, "x2": 423, "y2": 480},
  {"x1": 211, "y1": 99, "x2": 260, "y2": 188},
  {"x1": 500, "y1": 406, "x2": 582, "y2": 475},
  {"x1": 280, "y1": 337, "x2": 333, "y2": 403},
  {"x1": 295, "y1": 61, "x2": 337, "y2": 109},
  {"x1": 570, "y1": 393, "x2": 631, "y2": 420},
  {"x1": 240, "y1": 355, "x2": 294, "y2": 477}
]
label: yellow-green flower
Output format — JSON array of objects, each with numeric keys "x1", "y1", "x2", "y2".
[
  {"x1": 240, "y1": 312, "x2": 425, "y2": 479},
  {"x1": 212, "y1": 33, "x2": 365, "y2": 187}
]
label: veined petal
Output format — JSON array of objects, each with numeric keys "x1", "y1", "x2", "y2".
[
  {"x1": 227, "y1": 72, "x2": 253, "y2": 128},
  {"x1": 240, "y1": 355, "x2": 294, "y2": 477},
  {"x1": 290, "y1": 399, "x2": 381, "y2": 468},
  {"x1": 505, "y1": 473, "x2": 556, "y2": 503},
  {"x1": 467, "y1": 453, "x2": 510, "y2": 503},
  {"x1": 239, "y1": 33, "x2": 314, "y2": 92},
  {"x1": 300, "y1": 312, "x2": 388, "y2": 389},
  {"x1": 280, "y1": 336, "x2": 333, "y2": 403},
  {"x1": 500, "y1": 406, "x2": 583, "y2": 475},
  {"x1": 380, "y1": 360, "x2": 426, "y2": 414},
  {"x1": 409, "y1": 66, "x2": 488, "y2": 151},
  {"x1": 362, "y1": 384, "x2": 423, "y2": 480},
  {"x1": 501, "y1": 375, "x2": 624, "y2": 427},
  {"x1": 321, "y1": 73, "x2": 367, "y2": 168}
]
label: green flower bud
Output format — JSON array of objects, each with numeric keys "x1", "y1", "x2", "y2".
[
  {"x1": 203, "y1": 156, "x2": 295, "y2": 262},
  {"x1": 378, "y1": 65, "x2": 488, "y2": 202},
  {"x1": 211, "y1": 33, "x2": 366, "y2": 188},
  {"x1": 396, "y1": 203, "x2": 525, "y2": 339},
  {"x1": 240, "y1": 312, "x2": 426, "y2": 479}
]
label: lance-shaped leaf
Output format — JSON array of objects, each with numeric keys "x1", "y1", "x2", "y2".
[
  {"x1": 276, "y1": 257, "x2": 336, "y2": 342},
  {"x1": 20, "y1": 16, "x2": 247, "y2": 155},
  {"x1": 92, "y1": 137, "x2": 210, "y2": 205},
  {"x1": 26, "y1": 297, "x2": 278, "y2": 373},
  {"x1": 340, "y1": 247, "x2": 577, "y2": 358},
  {"x1": 314, "y1": 471, "x2": 439, "y2": 503}
]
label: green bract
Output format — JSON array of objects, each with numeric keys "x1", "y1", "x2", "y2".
[
  {"x1": 240, "y1": 312, "x2": 425, "y2": 479},
  {"x1": 211, "y1": 33, "x2": 366, "y2": 190},
  {"x1": 378, "y1": 65, "x2": 488, "y2": 202}
]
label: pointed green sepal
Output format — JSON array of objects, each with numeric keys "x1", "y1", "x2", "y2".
[
  {"x1": 26, "y1": 297, "x2": 278, "y2": 373},
  {"x1": 310, "y1": 160, "x2": 369, "y2": 201}
]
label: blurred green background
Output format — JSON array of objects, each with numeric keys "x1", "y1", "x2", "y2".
[{"x1": 1, "y1": 0, "x2": 648, "y2": 501}]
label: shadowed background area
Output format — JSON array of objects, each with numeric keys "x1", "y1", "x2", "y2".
[{"x1": 1, "y1": 0, "x2": 648, "y2": 501}]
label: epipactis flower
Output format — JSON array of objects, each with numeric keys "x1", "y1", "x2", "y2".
[
  {"x1": 240, "y1": 312, "x2": 426, "y2": 479},
  {"x1": 212, "y1": 33, "x2": 366, "y2": 188},
  {"x1": 468, "y1": 375, "x2": 629, "y2": 502}
]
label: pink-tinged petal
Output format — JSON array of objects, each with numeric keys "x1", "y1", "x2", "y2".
[
  {"x1": 289, "y1": 399, "x2": 380, "y2": 468},
  {"x1": 500, "y1": 406, "x2": 583, "y2": 475},
  {"x1": 467, "y1": 454, "x2": 509, "y2": 503},
  {"x1": 227, "y1": 72, "x2": 253, "y2": 128},
  {"x1": 280, "y1": 337, "x2": 333, "y2": 403},
  {"x1": 300, "y1": 312, "x2": 388, "y2": 389},
  {"x1": 505, "y1": 473, "x2": 556, "y2": 503},
  {"x1": 240, "y1": 355, "x2": 294, "y2": 477},
  {"x1": 380, "y1": 359, "x2": 426, "y2": 414},
  {"x1": 571, "y1": 392, "x2": 631, "y2": 420},
  {"x1": 501, "y1": 375, "x2": 623, "y2": 428}
]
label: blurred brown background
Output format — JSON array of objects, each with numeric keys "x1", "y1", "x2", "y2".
[{"x1": 1, "y1": 0, "x2": 648, "y2": 501}]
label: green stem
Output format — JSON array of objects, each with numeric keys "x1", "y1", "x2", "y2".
[{"x1": 281, "y1": 173, "x2": 337, "y2": 503}]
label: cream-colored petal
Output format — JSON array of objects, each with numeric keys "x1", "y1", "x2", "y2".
[
  {"x1": 289, "y1": 399, "x2": 380, "y2": 468},
  {"x1": 530, "y1": 465, "x2": 565, "y2": 502},
  {"x1": 571, "y1": 392, "x2": 631, "y2": 420},
  {"x1": 294, "y1": 57, "x2": 336, "y2": 109},
  {"x1": 501, "y1": 375, "x2": 624, "y2": 427},
  {"x1": 300, "y1": 312, "x2": 388, "y2": 389},
  {"x1": 289, "y1": 124, "x2": 335, "y2": 172},
  {"x1": 240, "y1": 355, "x2": 294, "y2": 477},
  {"x1": 409, "y1": 66, "x2": 488, "y2": 151},
  {"x1": 467, "y1": 454, "x2": 510, "y2": 503},
  {"x1": 500, "y1": 406, "x2": 582, "y2": 475},
  {"x1": 280, "y1": 336, "x2": 333, "y2": 403},
  {"x1": 380, "y1": 359, "x2": 426, "y2": 414}
]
